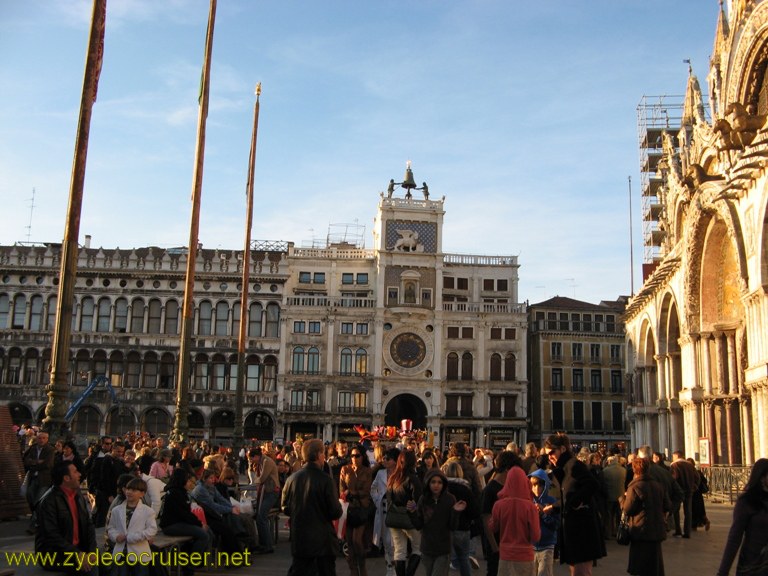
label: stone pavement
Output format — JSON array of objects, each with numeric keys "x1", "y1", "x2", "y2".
[{"x1": 0, "y1": 500, "x2": 736, "y2": 575}]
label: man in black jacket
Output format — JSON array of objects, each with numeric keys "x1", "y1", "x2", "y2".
[
  {"x1": 281, "y1": 438, "x2": 343, "y2": 576},
  {"x1": 36, "y1": 461, "x2": 99, "y2": 574}
]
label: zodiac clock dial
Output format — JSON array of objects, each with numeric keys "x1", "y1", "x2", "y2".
[{"x1": 389, "y1": 332, "x2": 427, "y2": 368}]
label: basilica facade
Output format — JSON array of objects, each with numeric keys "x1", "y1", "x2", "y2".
[
  {"x1": 624, "y1": 1, "x2": 768, "y2": 466},
  {"x1": 0, "y1": 174, "x2": 528, "y2": 449}
]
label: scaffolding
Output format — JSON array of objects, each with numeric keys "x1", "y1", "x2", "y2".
[{"x1": 637, "y1": 95, "x2": 685, "y2": 265}]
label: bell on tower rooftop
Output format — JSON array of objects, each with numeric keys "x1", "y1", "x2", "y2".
[{"x1": 401, "y1": 160, "x2": 417, "y2": 191}]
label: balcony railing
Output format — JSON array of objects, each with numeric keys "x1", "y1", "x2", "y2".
[
  {"x1": 548, "y1": 420, "x2": 628, "y2": 434},
  {"x1": 442, "y1": 302, "x2": 526, "y2": 314},
  {"x1": 286, "y1": 296, "x2": 376, "y2": 308}
]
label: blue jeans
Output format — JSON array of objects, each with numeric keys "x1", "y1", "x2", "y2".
[
  {"x1": 255, "y1": 490, "x2": 278, "y2": 550},
  {"x1": 161, "y1": 522, "x2": 212, "y2": 556},
  {"x1": 452, "y1": 530, "x2": 472, "y2": 576}
]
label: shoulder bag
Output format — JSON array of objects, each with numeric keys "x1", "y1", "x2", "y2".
[{"x1": 616, "y1": 512, "x2": 631, "y2": 546}]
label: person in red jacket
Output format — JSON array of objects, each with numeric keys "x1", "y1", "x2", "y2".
[{"x1": 489, "y1": 466, "x2": 541, "y2": 576}]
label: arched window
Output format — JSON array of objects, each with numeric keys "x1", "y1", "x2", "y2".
[
  {"x1": 489, "y1": 353, "x2": 502, "y2": 381},
  {"x1": 130, "y1": 299, "x2": 145, "y2": 333},
  {"x1": 291, "y1": 347, "x2": 305, "y2": 374},
  {"x1": 446, "y1": 352, "x2": 459, "y2": 381},
  {"x1": 110, "y1": 351, "x2": 124, "y2": 387},
  {"x1": 340, "y1": 348, "x2": 353, "y2": 376},
  {"x1": 12, "y1": 294, "x2": 27, "y2": 329},
  {"x1": 307, "y1": 347, "x2": 320, "y2": 374},
  {"x1": 194, "y1": 354, "x2": 209, "y2": 389},
  {"x1": 227, "y1": 354, "x2": 238, "y2": 391},
  {"x1": 29, "y1": 295, "x2": 44, "y2": 331},
  {"x1": 24, "y1": 348, "x2": 40, "y2": 386},
  {"x1": 461, "y1": 352, "x2": 473, "y2": 381},
  {"x1": 197, "y1": 301, "x2": 212, "y2": 336},
  {"x1": 164, "y1": 300, "x2": 179, "y2": 335},
  {"x1": 211, "y1": 354, "x2": 226, "y2": 390},
  {"x1": 248, "y1": 302, "x2": 263, "y2": 337},
  {"x1": 265, "y1": 303, "x2": 280, "y2": 337},
  {"x1": 93, "y1": 349, "x2": 107, "y2": 378},
  {"x1": 214, "y1": 301, "x2": 229, "y2": 336},
  {"x1": 246, "y1": 356, "x2": 261, "y2": 391},
  {"x1": 142, "y1": 352, "x2": 158, "y2": 388},
  {"x1": 159, "y1": 353, "x2": 175, "y2": 389},
  {"x1": 0, "y1": 294, "x2": 9, "y2": 329},
  {"x1": 231, "y1": 302, "x2": 240, "y2": 337},
  {"x1": 114, "y1": 298, "x2": 128, "y2": 333},
  {"x1": 74, "y1": 349, "x2": 90, "y2": 383},
  {"x1": 45, "y1": 295, "x2": 58, "y2": 331},
  {"x1": 147, "y1": 299, "x2": 162, "y2": 334},
  {"x1": 96, "y1": 297, "x2": 111, "y2": 332},
  {"x1": 7, "y1": 348, "x2": 22, "y2": 384},
  {"x1": 504, "y1": 353, "x2": 516, "y2": 381},
  {"x1": 263, "y1": 356, "x2": 277, "y2": 391},
  {"x1": 125, "y1": 351, "x2": 141, "y2": 388},
  {"x1": 355, "y1": 349, "x2": 368, "y2": 375},
  {"x1": 79, "y1": 296, "x2": 93, "y2": 332}
]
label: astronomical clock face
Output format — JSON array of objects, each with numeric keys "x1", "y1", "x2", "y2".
[{"x1": 389, "y1": 332, "x2": 427, "y2": 368}]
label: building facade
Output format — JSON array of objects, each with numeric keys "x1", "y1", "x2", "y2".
[
  {"x1": 0, "y1": 175, "x2": 528, "y2": 449},
  {"x1": 624, "y1": 1, "x2": 768, "y2": 465},
  {"x1": 528, "y1": 296, "x2": 629, "y2": 452}
]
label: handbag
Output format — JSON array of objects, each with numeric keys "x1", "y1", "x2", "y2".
[
  {"x1": 385, "y1": 503, "x2": 413, "y2": 529},
  {"x1": 616, "y1": 513, "x2": 631, "y2": 546}
]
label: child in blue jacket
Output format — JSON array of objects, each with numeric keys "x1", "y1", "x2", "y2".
[{"x1": 529, "y1": 468, "x2": 560, "y2": 576}]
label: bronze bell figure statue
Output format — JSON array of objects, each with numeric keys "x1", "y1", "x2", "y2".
[{"x1": 401, "y1": 162, "x2": 417, "y2": 196}]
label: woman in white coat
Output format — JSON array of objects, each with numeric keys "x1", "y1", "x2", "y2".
[
  {"x1": 371, "y1": 447, "x2": 400, "y2": 576},
  {"x1": 107, "y1": 477, "x2": 158, "y2": 576}
]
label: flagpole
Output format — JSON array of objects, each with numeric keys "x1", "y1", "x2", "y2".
[
  {"x1": 171, "y1": 0, "x2": 216, "y2": 444},
  {"x1": 43, "y1": 0, "x2": 107, "y2": 441},
  {"x1": 233, "y1": 83, "x2": 261, "y2": 452}
]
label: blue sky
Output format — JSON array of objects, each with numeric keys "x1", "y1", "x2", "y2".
[{"x1": 0, "y1": 1, "x2": 720, "y2": 305}]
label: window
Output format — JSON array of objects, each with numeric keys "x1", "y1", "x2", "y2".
[
  {"x1": 595, "y1": 314, "x2": 604, "y2": 331},
  {"x1": 571, "y1": 343, "x2": 583, "y2": 361},
  {"x1": 582, "y1": 313, "x2": 592, "y2": 332},
  {"x1": 445, "y1": 394, "x2": 473, "y2": 417},
  {"x1": 96, "y1": 297, "x2": 111, "y2": 332},
  {"x1": 30, "y1": 295, "x2": 44, "y2": 331},
  {"x1": 197, "y1": 301, "x2": 212, "y2": 336},
  {"x1": 126, "y1": 352, "x2": 142, "y2": 388},
  {"x1": 498, "y1": 279, "x2": 508, "y2": 291},
  {"x1": 572, "y1": 368, "x2": 584, "y2": 392},
  {"x1": 214, "y1": 301, "x2": 228, "y2": 336},
  {"x1": 246, "y1": 361, "x2": 261, "y2": 392},
  {"x1": 290, "y1": 389, "x2": 304, "y2": 409},
  {"x1": 551, "y1": 368, "x2": 563, "y2": 391},
  {"x1": 211, "y1": 356, "x2": 226, "y2": 391},
  {"x1": 0, "y1": 294, "x2": 9, "y2": 329},
  {"x1": 490, "y1": 353, "x2": 502, "y2": 381},
  {"x1": 611, "y1": 370, "x2": 623, "y2": 393},
  {"x1": 313, "y1": 272, "x2": 325, "y2": 284},
  {"x1": 342, "y1": 273, "x2": 354, "y2": 285},
  {"x1": 483, "y1": 279, "x2": 494, "y2": 291},
  {"x1": 610, "y1": 344, "x2": 621, "y2": 361},
  {"x1": 612, "y1": 402, "x2": 624, "y2": 431},
  {"x1": 293, "y1": 321, "x2": 306, "y2": 333},
  {"x1": 446, "y1": 352, "x2": 459, "y2": 381},
  {"x1": 356, "y1": 323, "x2": 368, "y2": 335},
  {"x1": 356, "y1": 273, "x2": 368, "y2": 285},
  {"x1": 249, "y1": 303, "x2": 263, "y2": 337},
  {"x1": 163, "y1": 300, "x2": 178, "y2": 335},
  {"x1": 505, "y1": 328, "x2": 516, "y2": 340},
  {"x1": 306, "y1": 390, "x2": 321, "y2": 410},
  {"x1": 388, "y1": 288, "x2": 398, "y2": 304},
  {"x1": 490, "y1": 327, "x2": 502, "y2": 340},
  {"x1": 489, "y1": 395, "x2": 516, "y2": 418},
  {"x1": 552, "y1": 400, "x2": 564, "y2": 430},
  {"x1": 355, "y1": 349, "x2": 367, "y2": 375},
  {"x1": 340, "y1": 348, "x2": 353, "y2": 375},
  {"x1": 339, "y1": 391, "x2": 353, "y2": 412},
  {"x1": 606, "y1": 315, "x2": 616, "y2": 333},
  {"x1": 551, "y1": 342, "x2": 562, "y2": 360},
  {"x1": 291, "y1": 347, "x2": 305, "y2": 374},
  {"x1": 461, "y1": 327, "x2": 473, "y2": 339},
  {"x1": 456, "y1": 278, "x2": 469, "y2": 290},
  {"x1": 443, "y1": 277, "x2": 455, "y2": 289},
  {"x1": 403, "y1": 281, "x2": 417, "y2": 303},
  {"x1": 421, "y1": 289, "x2": 432, "y2": 304},
  {"x1": 79, "y1": 296, "x2": 94, "y2": 331},
  {"x1": 590, "y1": 369, "x2": 602, "y2": 392},
  {"x1": 447, "y1": 327, "x2": 460, "y2": 339},
  {"x1": 341, "y1": 322, "x2": 353, "y2": 334},
  {"x1": 571, "y1": 313, "x2": 581, "y2": 331},
  {"x1": 590, "y1": 343, "x2": 600, "y2": 362},
  {"x1": 298, "y1": 271, "x2": 311, "y2": 283},
  {"x1": 148, "y1": 299, "x2": 162, "y2": 334},
  {"x1": 504, "y1": 353, "x2": 516, "y2": 381},
  {"x1": 307, "y1": 347, "x2": 320, "y2": 374},
  {"x1": 309, "y1": 321, "x2": 321, "y2": 334},
  {"x1": 592, "y1": 402, "x2": 603, "y2": 430},
  {"x1": 265, "y1": 303, "x2": 280, "y2": 337},
  {"x1": 461, "y1": 352, "x2": 473, "y2": 380},
  {"x1": 559, "y1": 312, "x2": 569, "y2": 330},
  {"x1": 573, "y1": 401, "x2": 584, "y2": 430}
]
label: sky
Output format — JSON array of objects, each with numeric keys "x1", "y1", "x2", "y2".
[{"x1": 0, "y1": 1, "x2": 722, "y2": 305}]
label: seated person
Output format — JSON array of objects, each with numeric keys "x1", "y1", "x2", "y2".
[{"x1": 190, "y1": 470, "x2": 245, "y2": 554}]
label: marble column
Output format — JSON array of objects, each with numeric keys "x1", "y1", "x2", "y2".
[
  {"x1": 740, "y1": 397, "x2": 753, "y2": 465},
  {"x1": 726, "y1": 332, "x2": 738, "y2": 395},
  {"x1": 724, "y1": 399, "x2": 736, "y2": 466},
  {"x1": 714, "y1": 332, "x2": 726, "y2": 394}
]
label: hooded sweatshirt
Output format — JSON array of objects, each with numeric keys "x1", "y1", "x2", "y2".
[
  {"x1": 489, "y1": 467, "x2": 541, "y2": 562},
  {"x1": 528, "y1": 468, "x2": 559, "y2": 551},
  {"x1": 412, "y1": 469, "x2": 458, "y2": 557}
]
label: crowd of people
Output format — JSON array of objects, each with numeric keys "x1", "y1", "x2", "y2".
[{"x1": 15, "y1": 424, "x2": 768, "y2": 576}]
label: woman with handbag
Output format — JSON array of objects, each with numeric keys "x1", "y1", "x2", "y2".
[
  {"x1": 340, "y1": 445, "x2": 374, "y2": 576},
  {"x1": 620, "y1": 457, "x2": 670, "y2": 576},
  {"x1": 386, "y1": 450, "x2": 424, "y2": 576}
]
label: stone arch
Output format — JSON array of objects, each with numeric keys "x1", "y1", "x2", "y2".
[
  {"x1": 70, "y1": 404, "x2": 102, "y2": 437},
  {"x1": 384, "y1": 393, "x2": 428, "y2": 430},
  {"x1": 244, "y1": 410, "x2": 274, "y2": 441},
  {"x1": 142, "y1": 407, "x2": 171, "y2": 437},
  {"x1": 106, "y1": 406, "x2": 137, "y2": 437},
  {"x1": 760, "y1": 192, "x2": 768, "y2": 286},
  {"x1": 8, "y1": 402, "x2": 32, "y2": 426},
  {"x1": 210, "y1": 408, "x2": 235, "y2": 440},
  {"x1": 699, "y1": 214, "x2": 745, "y2": 331}
]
